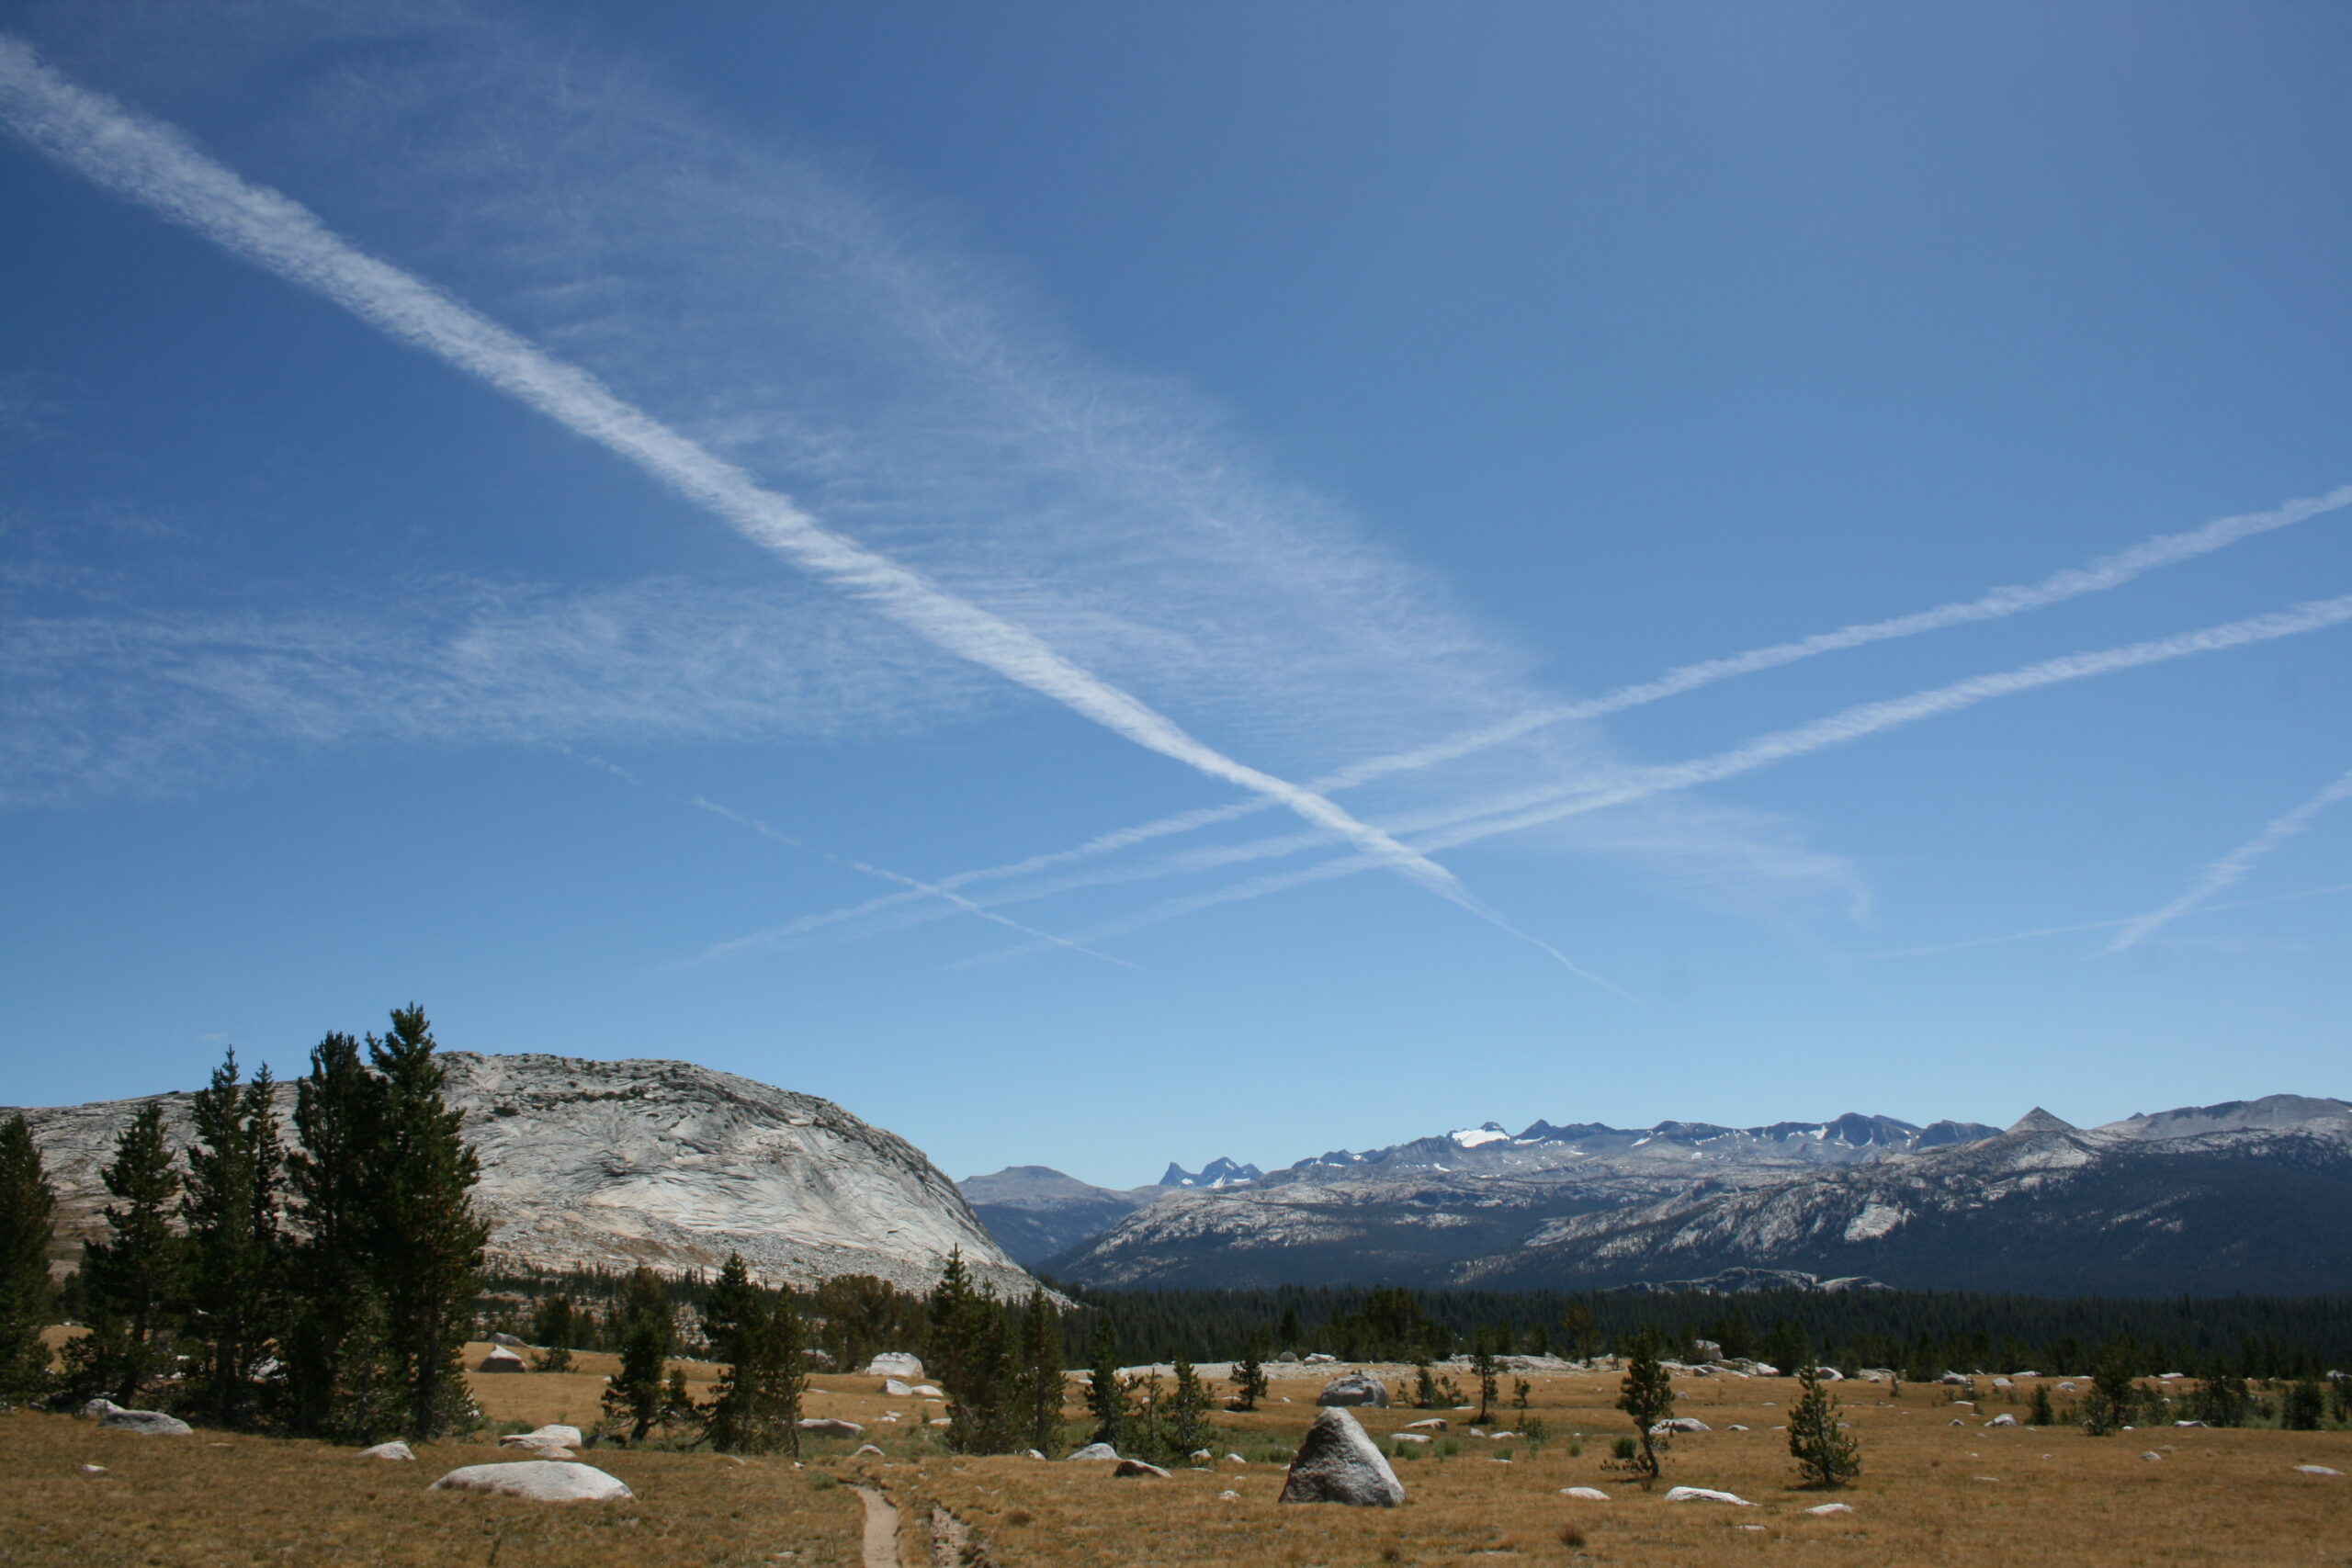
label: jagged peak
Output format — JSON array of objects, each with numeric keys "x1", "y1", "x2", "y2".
[{"x1": 2007, "y1": 1107, "x2": 2076, "y2": 1135}]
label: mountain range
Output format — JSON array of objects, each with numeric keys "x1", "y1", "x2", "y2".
[{"x1": 974, "y1": 1098, "x2": 2352, "y2": 1295}]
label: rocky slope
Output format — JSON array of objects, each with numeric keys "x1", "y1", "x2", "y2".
[
  {"x1": 1043, "y1": 1099, "x2": 2352, "y2": 1294},
  {"x1": 10, "y1": 1053, "x2": 1035, "y2": 1298},
  {"x1": 1460, "y1": 1096, "x2": 2352, "y2": 1295}
]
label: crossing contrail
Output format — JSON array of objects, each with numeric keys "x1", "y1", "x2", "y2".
[
  {"x1": 563, "y1": 753, "x2": 1134, "y2": 967},
  {"x1": 1871, "y1": 882, "x2": 2352, "y2": 958},
  {"x1": 759, "y1": 480, "x2": 2352, "y2": 952},
  {"x1": 0, "y1": 35, "x2": 1549, "y2": 946},
  {"x1": 2099, "y1": 766, "x2": 2352, "y2": 955},
  {"x1": 959, "y1": 592, "x2": 2352, "y2": 963}
]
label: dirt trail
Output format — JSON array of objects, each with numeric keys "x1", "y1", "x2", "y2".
[{"x1": 848, "y1": 1484, "x2": 901, "y2": 1568}]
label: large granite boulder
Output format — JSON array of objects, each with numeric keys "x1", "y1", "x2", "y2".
[
  {"x1": 82, "y1": 1398, "x2": 192, "y2": 1437},
  {"x1": 797, "y1": 1418, "x2": 865, "y2": 1438},
  {"x1": 1317, "y1": 1373, "x2": 1389, "y2": 1408},
  {"x1": 1279, "y1": 1408, "x2": 1404, "y2": 1506},
  {"x1": 477, "y1": 1346, "x2": 528, "y2": 1373},
  {"x1": 359, "y1": 1441, "x2": 416, "y2": 1461},
  {"x1": 1066, "y1": 1442, "x2": 1121, "y2": 1461},
  {"x1": 430, "y1": 1461, "x2": 633, "y2": 1501},
  {"x1": 866, "y1": 1352, "x2": 924, "y2": 1380}
]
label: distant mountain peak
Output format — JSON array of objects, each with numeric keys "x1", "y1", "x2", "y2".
[
  {"x1": 1159, "y1": 1156, "x2": 1262, "y2": 1189},
  {"x1": 2007, "y1": 1107, "x2": 2077, "y2": 1135}
]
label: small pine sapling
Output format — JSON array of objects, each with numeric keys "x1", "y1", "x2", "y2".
[
  {"x1": 1788, "y1": 1363, "x2": 1861, "y2": 1488},
  {"x1": 1611, "y1": 1327, "x2": 1674, "y2": 1485}
]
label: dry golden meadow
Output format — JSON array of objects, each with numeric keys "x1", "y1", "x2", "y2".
[{"x1": 4, "y1": 1347, "x2": 2346, "y2": 1566}]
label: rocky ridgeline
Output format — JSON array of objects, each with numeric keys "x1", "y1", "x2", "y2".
[{"x1": 8, "y1": 1052, "x2": 1034, "y2": 1298}]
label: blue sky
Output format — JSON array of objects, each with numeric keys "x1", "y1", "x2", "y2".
[{"x1": 2, "y1": 1, "x2": 2346, "y2": 1189}]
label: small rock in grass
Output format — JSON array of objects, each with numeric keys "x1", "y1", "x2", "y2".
[
  {"x1": 852, "y1": 1444, "x2": 884, "y2": 1458},
  {"x1": 1404, "y1": 1417, "x2": 1447, "y2": 1431},
  {"x1": 359, "y1": 1441, "x2": 416, "y2": 1461},
  {"x1": 912, "y1": 1384, "x2": 944, "y2": 1398},
  {"x1": 430, "y1": 1461, "x2": 632, "y2": 1502},
  {"x1": 2141, "y1": 1451, "x2": 2163, "y2": 1462},
  {"x1": 1022, "y1": 1450, "x2": 1045, "y2": 1460},
  {"x1": 1985, "y1": 1415, "x2": 2018, "y2": 1427},
  {"x1": 1727, "y1": 1424, "x2": 1750, "y2": 1431},
  {"x1": 79, "y1": 1463, "x2": 107, "y2": 1475},
  {"x1": 1663, "y1": 1486, "x2": 1750, "y2": 1506},
  {"x1": 1114, "y1": 1459, "x2": 1170, "y2": 1478},
  {"x1": 1560, "y1": 1486, "x2": 1608, "y2": 1500},
  {"x1": 880, "y1": 1379, "x2": 912, "y2": 1396},
  {"x1": 1805, "y1": 1502, "x2": 1854, "y2": 1516},
  {"x1": 1392, "y1": 1433, "x2": 1430, "y2": 1445},
  {"x1": 2294, "y1": 1464, "x2": 2341, "y2": 1476},
  {"x1": 1317, "y1": 1373, "x2": 1389, "y2": 1408},
  {"x1": 1224, "y1": 1453, "x2": 1247, "y2": 1463},
  {"x1": 1651, "y1": 1417, "x2": 1710, "y2": 1434},
  {"x1": 797, "y1": 1418, "x2": 865, "y2": 1438},
  {"x1": 476, "y1": 1346, "x2": 528, "y2": 1374},
  {"x1": 1218, "y1": 1489, "x2": 1241, "y2": 1501},
  {"x1": 1066, "y1": 1442, "x2": 1121, "y2": 1461}
]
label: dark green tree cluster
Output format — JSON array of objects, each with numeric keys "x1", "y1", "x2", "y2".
[
  {"x1": 2083, "y1": 1340, "x2": 2141, "y2": 1436},
  {"x1": 603, "y1": 1266, "x2": 683, "y2": 1442},
  {"x1": 529, "y1": 1294, "x2": 578, "y2": 1372},
  {"x1": 810, "y1": 1272, "x2": 930, "y2": 1375},
  {"x1": 924, "y1": 1250, "x2": 1069, "y2": 1455},
  {"x1": 282, "y1": 1011, "x2": 488, "y2": 1442},
  {"x1": 700, "y1": 1253, "x2": 807, "y2": 1455},
  {"x1": 40, "y1": 1010, "x2": 485, "y2": 1442},
  {"x1": 0, "y1": 1115, "x2": 58, "y2": 1409}
]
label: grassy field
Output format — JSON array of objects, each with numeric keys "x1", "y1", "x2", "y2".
[{"x1": 4, "y1": 1349, "x2": 2346, "y2": 1566}]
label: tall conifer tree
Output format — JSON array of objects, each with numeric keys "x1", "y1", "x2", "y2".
[
  {"x1": 603, "y1": 1266, "x2": 675, "y2": 1442},
  {"x1": 1018, "y1": 1285, "x2": 1064, "y2": 1452},
  {"x1": 183, "y1": 1052, "x2": 288, "y2": 1428},
  {"x1": 286, "y1": 1031, "x2": 384, "y2": 1438},
  {"x1": 0, "y1": 1115, "x2": 58, "y2": 1408},
  {"x1": 66, "y1": 1100, "x2": 183, "y2": 1404},
  {"x1": 366, "y1": 1007, "x2": 487, "y2": 1440}
]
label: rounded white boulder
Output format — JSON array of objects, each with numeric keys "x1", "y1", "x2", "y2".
[{"x1": 430, "y1": 1461, "x2": 632, "y2": 1502}]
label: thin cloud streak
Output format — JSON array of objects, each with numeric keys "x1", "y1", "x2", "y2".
[
  {"x1": 960, "y1": 593, "x2": 2352, "y2": 964},
  {"x1": 2099, "y1": 767, "x2": 2352, "y2": 955},
  {"x1": 0, "y1": 36, "x2": 1509, "y2": 931},
  {"x1": 774, "y1": 482, "x2": 2352, "y2": 946},
  {"x1": 1873, "y1": 883, "x2": 2352, "y2": 958},
  {"x1": 566, "y1": 753, "x2": 1133, "y2": 968}
]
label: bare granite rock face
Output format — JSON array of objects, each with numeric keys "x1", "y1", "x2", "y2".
[{"x1": 9, "y1": 1053, "x2": 1034, "y2": 1297}]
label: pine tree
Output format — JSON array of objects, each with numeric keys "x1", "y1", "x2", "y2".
[
  {"x1": 2085, "y1": 1341, "x2": 2137, "y2": 1436},
  {"x1": 182, "y1": 1052, "x2": 288, "y2": 1428},
  {"x1": 1084, "y1": 1315, "x2": 1126, "y2": 1449},
  {"x1": 2283, "y1": 1378, "x2": 2324, "y2": 1431},
  {"x1": 1232, "y1": 1337, "x2": 1271, "y2": 1413},
  {"x1": 1168, "y1": 1358, "x2": 1211, "y2": 1456},
  {"x1": 0, "y1": 1114, "x2": 58, "y2": 1409},
  {"x1": 1763, "y1": 1318, "x2": 1812, "y2": 1379},
  {"x1": 2029, "y1": 1382, "x2": 2055, "y2": 1427},
  {"x1": 1559, "y1": 1298, "x2": 1600, "y2": 1360},
  {"x1": 1018, "y1": 1286, "x2": 1066, "y2": 1452},
  {"x1": 1277, "y1": 1304, "x2": 1301, "y2": 1353},
  {"x1": 929, "y1": 1248, "x2": 1015, "y2": 1454},
  {"x1": 603, "y1": 1266, "x2": 675, "y2": 1442},
  {"x1": 1613, "y1": 1326, "x2": 1674, "y2": 1485},
  {"x1": 1788, "y1": 1363, "x2": 1861, "y2": 1487},
  {"x1": 285, "y1": 1031, "x2": 382, "y2": 1438},
  {"x1": 1411, "y1": 1357, "x2": 1438, "y2": 1410},
  {"x1": 700, "y1": 1253, "x2": 806, "y2": 1455},
  {"x1": 530, "y1": 1295, "x2": 578, "y2": 1373},
  {"x1": 1470, "y1": 1327, "x2": 1500, "y2": 1424},
  {"x1": 367, "y1": 1008, "x2": 487, "y2": 1440},
  {"x1": 66, "y1": 1100, "x2": 184, "y2": 1405}
]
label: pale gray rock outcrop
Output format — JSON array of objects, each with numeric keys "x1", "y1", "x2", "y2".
[
  {"x1": 1114, "y1": 1459, "x2": 1170, "y2": 1477},
  {"x1": 866, "y1": 1352, "x2": 925, "y2": 1379},
  {"x1": 83, "y1": 1398, "x2": 191, "y2": 1436},
  {"x1": 1317, "y1": 1373, "x2": 1389, "y2": 1407},
  {"x1": 1279, "y1": 1407, "x2": 1404, "y2": 1506},
  {"x1": 10, "y1": 1053, "x2": 1035, "y2": 1298},
  {"x1": 431, "y1": 1461, "x2": 633, "y2": 1502},
  {"x1": 797, "y1": 1418, "x2": 864, "y2": 1438},
  {"x1": 1664, "y1": 1486, "x2": 1751, "y2": 1505},
  {"x1": 478, "y1": 1347, "x2": 528, "y2": 1373},
  {"x1": 1065, "y1": 1442, "x2": 1120, "y2": 1461},
  {"x1": 359, "y1": 1441, "x2": 415, "y2": 1461}
]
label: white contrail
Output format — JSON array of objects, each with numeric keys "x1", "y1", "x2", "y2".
[
  {"x1": 768, "y1": 480, "x2": 2352, "y2": 946},
  {"x1": 2099, "y1": 767, "x2": 2352, "y2": 955},
  {"x1": 0, "y1": 37, "x2": 1498, "y2": 924},
  {"x1": 1873, "y1": 882, "x2": 2352, "y2": 958},
  {"x1": 562, "y1": 752, "x2": 1133, "y2": 967},
  {"x1": 962, "y1": 593, "x2": 2352, "y2": 963}
]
